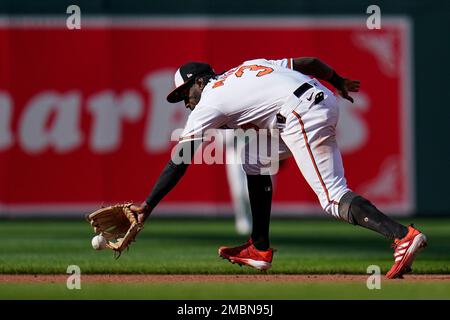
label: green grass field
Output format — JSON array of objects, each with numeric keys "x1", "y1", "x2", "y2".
[
  {"x1": 1, "y1": 217, "x2": 450, "y2": 299},
  {"x1": 2, "y1": 281, "x2": 450, "y2": 300}
]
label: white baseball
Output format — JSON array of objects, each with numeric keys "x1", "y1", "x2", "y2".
[{"x1": 91, "y1": 234, "x2": 107, "y2": 250}]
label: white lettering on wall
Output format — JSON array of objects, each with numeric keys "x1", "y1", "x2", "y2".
[
  {"x1": 0, "y1": 91, "x2": 13, "y2": 150},
  {"x1": 143, "y1": 70, "x2": 188, "y2": 153},
  {"x1": 336, "y1": 92, "x2": 369, "y2": 153},
  {"x1": 19, "y1": 91, "x2": 82, "y2": 153},
  {"x1": 2, "y1": 72, "x2": 370, "y2": 156},
  {"x1": 87, "y1": 90, "x2": 143, "y2": 152}
]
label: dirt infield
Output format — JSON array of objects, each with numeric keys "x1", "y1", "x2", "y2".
[{"x1": 1, "y1": 274, "x2": 450, "y2": 283}]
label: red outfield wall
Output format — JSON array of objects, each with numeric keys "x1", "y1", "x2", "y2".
[{"x1": 0, "y1": 17, "x2": 413, "y2": 216}]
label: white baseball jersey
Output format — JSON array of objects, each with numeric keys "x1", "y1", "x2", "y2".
[
  {"x1": 180, "y1": 58, "x2": 312, "y2": 142},
  {"x1": 178, "y1": 57, "x2": 351, "y2": 218}
]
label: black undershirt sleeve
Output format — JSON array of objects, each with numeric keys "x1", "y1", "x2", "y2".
[{"x1": 145, "y1": 140, "x2": 201, "y2": 209}]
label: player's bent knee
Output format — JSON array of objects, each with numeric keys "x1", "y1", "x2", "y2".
[
  {"x1": 338, "y1": 191, "x2": 380, "y2": 225},
  {"x1": 338, "y1": 191, "x2": 361, "y2": 224}
]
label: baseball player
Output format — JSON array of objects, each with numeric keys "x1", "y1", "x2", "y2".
[{"x1": 131, "y1": 57, "x2": 427, "y2": 279}]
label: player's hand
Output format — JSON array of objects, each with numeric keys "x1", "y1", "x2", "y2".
[
  {"x1": 130, "y1": 202, "x2": 153, "y2": 224},
  {"x1": 338, "y1": 78, "x2": 360, "y2": 103}
]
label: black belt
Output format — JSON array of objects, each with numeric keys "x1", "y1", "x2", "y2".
[
  {"x1": 293, "y1": 82, "x2": 324, "y2": 104},
  {"x1": 293, "y1": 82, "x2": 313, "y2": 98},
  {"x1": 277, "y1": 83, "x2": 325, "y2": 125}
]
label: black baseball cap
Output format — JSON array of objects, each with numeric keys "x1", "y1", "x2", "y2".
[{"x1": 166, "y1": 62, "x2": 215, "y2": 103}]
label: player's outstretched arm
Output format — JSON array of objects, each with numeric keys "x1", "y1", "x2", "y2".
[
  {"x1": 131, "y1": 140, "x2": 202, "y2": 223},
  {"x1": 292, "y1": 57, "x2": 360, "y2": 103}
]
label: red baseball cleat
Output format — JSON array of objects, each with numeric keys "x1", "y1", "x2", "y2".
[
  {"x1": 218, "y1": 239, "x2": 253, "y2": 259},
  {"x1": 386, "y1": 225, "x2": 427, "y2": 279},
  {"x1": 218, "y1": 240, "x2": 274, "y2": 271}
]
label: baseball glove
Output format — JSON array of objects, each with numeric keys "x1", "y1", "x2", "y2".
[{"x1": 86, "y1": 203, "x2": 143, "y2": 258}]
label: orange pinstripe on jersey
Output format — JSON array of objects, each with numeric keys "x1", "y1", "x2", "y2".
[{"x1": 292, "y1": 110, "x2": 334, "y2": 205}]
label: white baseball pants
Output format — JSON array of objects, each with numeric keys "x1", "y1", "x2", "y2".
[{"x1": 243, "y1": 82, "x2": 350, "y2": 218}]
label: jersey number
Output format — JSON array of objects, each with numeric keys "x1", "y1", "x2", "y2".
[{"x1": 213, "y1": 64, "x2": 274, "y2": 88}]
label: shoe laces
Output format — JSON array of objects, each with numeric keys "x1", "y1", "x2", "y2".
[
  {"x1": 226, "y1": 240, "x2": 252, "y2": 255},
  {"x1": 391, "y1": 224, "x2": 415, "y2": 250}
]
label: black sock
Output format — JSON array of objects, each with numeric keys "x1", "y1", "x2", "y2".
[
  {"x1": 247, "y1": 174, "x2": 272, "y2": 251},
  {"x1": 348, "y1": 196, "x2": 408, "y2": 240}
]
